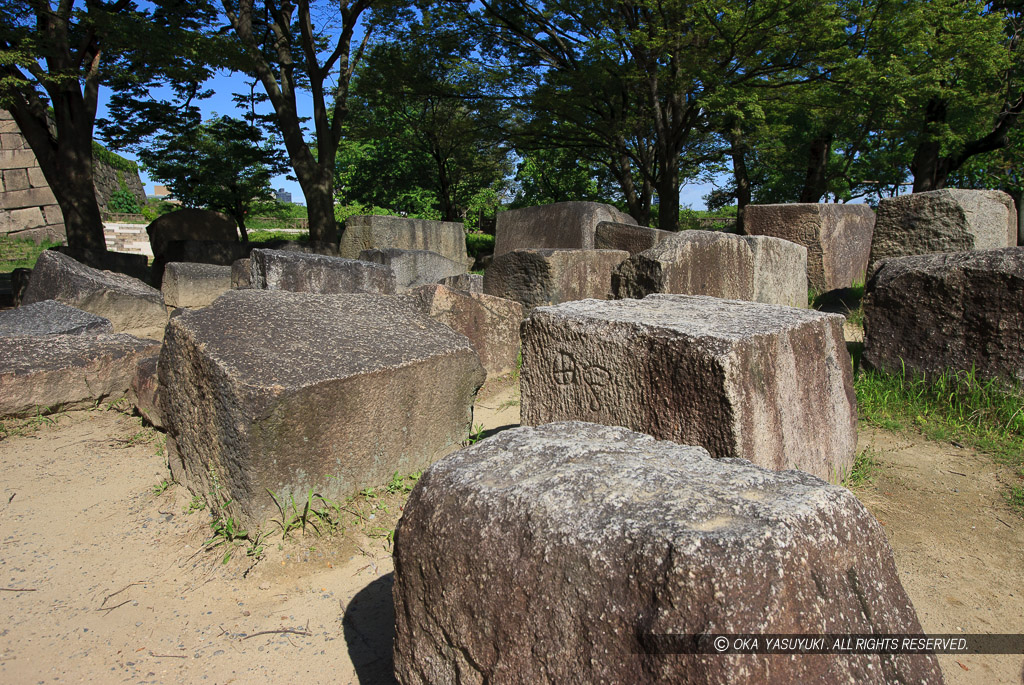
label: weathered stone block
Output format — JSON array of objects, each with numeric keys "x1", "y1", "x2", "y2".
[
  {"x1": 594, "y1": 220, "x2": 673, "y2": 254},
  {"x1": 159, "y1": 290, "x2": 485, "y2": 528},
  {"x1": 403, "y1": 284, "x2": 523, "y2": 379},
  {"x1": 146, "y1": 209, "x2": 239, "y2": 260},
  {"x1": 249, "y1": 248, "x2": 396, "y2": 295},
  {"x1": 0, "y1": 186, "x2": 56, "y2": 210},
  {"x1": 52, "y1": 246, "x2": 150, "y2": 282},
  {"x1": 744, "y1": 203, "x2": 875, "y2": 292},
  {"x1": 494, "y1": 201, "x2": 637, "y2": 256},
  {"x1": 437, "y1": 272, "x2": 483, "y2": 293},
  {"x1": 0, "y1": 150, "x2": 37, "y2": 170},
  {"x1": 161, "y1": 262, "x2": 231, "y2": 309},
  {"x1": 9, "y1": 206, "x2": 44, "y2": 229},
  {"x1": 42, "y1": 204, "x2": 62, "y2": 225},
  {"x1": 340, "y1": 215, "x2": 468, "y2": 266},
  {"x1": 483, "y1": 248, "x2": 629, "y2": 311},
  {"x1": 27, "y1": 167, "x2": 47, "y2": 188},
  {"x1": 0, "y1": 300, "x2": 112, "y2": 337},
  {"x1": 3, "y1": 168, "x2": 29, "y2": 192},
  {"x1": 869, "y1": 189, "x2": 1017, "y2": 269},
  {"x1": 613, "y1": 231, "x2": 808, "y2": 308},
  {"x1": 128, "y1": 354, "x2": 162, "y2": 428},
  {"x1": 393, "y1": 422, "x2": 939, "y2": 685},
  {"x1": 231, "y1": 258, "x2": 252, "y2": 289},
  {"x1": 863, "y1": 247, "x2": 1024, "y2": 383},
  {"x1": 152, "y1": 239, "x2": 250, "y2": 287},
  {"x1": 22, "y1": 250, "x2": 167, "y2": 336},
  {"x1": 521, "y1": 295, "x2": 856, "y2": 480},
  {"x1": 358, "y1": 248, "x2": 466, "y2": 292},
  {"x1": 0, "y1": 334, "x2": 159, "y2": 418},
  {"x1": 11, "y1": 267, "x2": 31, "y2": 306}
]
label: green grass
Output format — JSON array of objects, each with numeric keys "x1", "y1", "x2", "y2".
[
  {"x1": 0, "y1": 235, "x2": 63, "y2": 272},
  {"x1": 247, "y1": 229, "x2": 309, "y2": 244},
  {"x1": 466, "y1": 233, "x2": 494, "y2": 260},
  {"x1": 842, "y1": 448, "x2": 879, "y2": 489},
  {"x1": 854, "y1": 365, "x2": 1024, "y2": 503}
]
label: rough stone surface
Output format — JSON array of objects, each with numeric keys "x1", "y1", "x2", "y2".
[
  {"x1": 613, "y1": 231, "x2": 808, "y2": 308},
  {"x1": 744, "y1": 203, "x2": 875, "y2": 292},
  {"x1": 231, "y1": 258, "x2": 251, "y2": 289},
  {"x1": 863, "y1": 247, "x2": 1024, "y2": 383},
  {"x1": 21, "y1": 251, "x2": 167, "y2": 334},
  {"x1": 152, "y1": 240, "x2": 250, "y2": 287},
  {"x1": 146, "y1": 209, "x2": 239, "y2": 260},
  {"x1": 358, "y1": 248, "x2": 466, "y2": 292},
  {"x1": 0, "y1": 300, "x2": 112, "y2": 337},
  {"x1": 437, "y1": 272, "x2": 483, "y2": 293},
  {"x1": 403, "y1": 284, "x2": 524, "y2": 379},
  {"x1": 393, "y1": 422, "x2": 940, "y2": 685},
  {"x1": 11, "y1": 267, "x2": 31, "y2": 306},
  {"x1": 521, "y1": 295, "x2": 856, "y2": 480},
  {"x1": 53, "y1": 246, "x2": 150, "y2": 282},
  {"x1": 594, "y1": 220, "x2": 673, "y2": 255},
  {"x1": 340, "y1": 215, "x2": 468, "y2": 265},
  {"x1": 249, "y1": 249, "x2": 396, "y2": 295},
  {"x1": 159, "y1": 290, "x2": 485, "y2": 528},
  {"x1": 483, "y1": 248, "x2": 629, "y2": 311},
  {"x1": 869, "y1": 189, "x2": 1017, "y2": 269},
  {"x1": 161, "y1": 262, "x2": 232, "y2": 309},
  {"x1": 494, "y1": 201, "x2": 637, "y2": 256},
  {"x1": 128, "y1": 354, "x2": 162, "y2": 428},
  {"x1": 0, "y1": 334, "x2": 160, "y2": 418}
]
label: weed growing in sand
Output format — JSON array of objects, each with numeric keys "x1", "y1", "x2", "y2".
[
  {"x1": 184, "y1": 495, "x2": 206, "y2": 514},
  {"x1": 465, "y1": 423, "x2": 486, "y2": 446},
  {"x1": 843, "y1": 449, "x2": 879, "y2": 490},
  {"x1": 385, "y1": 470, "x2": 419, "y2": 495},
  {"x1": 268, "y1": 489, "x2": 345, "y2": 538},
  {"x1": 0, "y1": 408, "x2": 60, "y2": 441},
  {"x1": 152, "y1": 479, "x2": 172, "y2": 495},
  {"x1": 1007, "y1": 486, "x2": 1024, "y2": 514},
  {"x1": 855, "y1": 364, "x2": 1024, "y2": 501},
  {"x1": 205, "y1": 510, "x2": 248, "y2": 564}
]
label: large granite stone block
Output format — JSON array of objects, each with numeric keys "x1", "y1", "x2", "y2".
[
  {"x1": 612, "y1": 231, "x2": 808, "y2": 308},
  {"x1": 744, "y1": 203, "x2": 875, "y2": 292},
  {"x1": 393, "y1": 422, "x2": 939, "y2": 685},
  {"x1": 249, "y1": 248, "x2": 395, "y2": 295},
  {"x1": 21, "y1": 251, "x2": 167, "y2": 336},
  {"x1": 437, "y1": 272, "x2": 483, "y2": 294},
  {"x1": 0, "y1": 300, "x2": 112, "y2": 337},
  {"x1": 521, "y1": 295, "x2": 856, "y2": 480},
  {"x1": 159, "y1": 290, "x2": 485, "y2": 528},
  {"x1": 358, "y1": 248, "x2": 466, "y2": 292},
  {"x1": 869, "y1": 189, "x2": 1017, "y2": 269},
  {"x1": 483, "y1": 248, "x2": 629, "y2": 311},
  {"x1": 594, "y1": 220, "x2": 673, "y2": 255},
  {"x1": 0, "y1": 334, "x2": 159, "y2": 418},
  {"x1": 340, "y1": 215, "x2": 468, "y2": 266},
  {"x1": 146, "y1": 209, "x2": 239, "y2": 260},
  {"x1": 403, "y1": 284, "x2": 523, "y2": 379},
  {"x1": 863, "y1": 247, "x2": 1024, "y2": 383},
  {"x1": 494, "y1": 201, "x2": 636, "y2": 256},
  {"x1": 161, "y1": 262, "x2": 232, "y2": 309}
]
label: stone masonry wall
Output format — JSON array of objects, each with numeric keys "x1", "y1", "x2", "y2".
[{"x1": 1, "y1": 109, "x2": 146, "y2": 244}]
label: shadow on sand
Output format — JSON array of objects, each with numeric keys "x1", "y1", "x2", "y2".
[{"x1": 343, "y1": 572, "x2": 399, "y2": 684}]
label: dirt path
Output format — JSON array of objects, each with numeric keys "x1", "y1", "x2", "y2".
[{"x1": 0, "y1": 382, "x2": 1021, "y2": 684}]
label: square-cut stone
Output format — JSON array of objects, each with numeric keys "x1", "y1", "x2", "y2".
[
  {"x1": 340, "y1": 215, "x2": 468, "y2": 265},
  {"x1": 161, "y1": 262, "x2": 231, "y2": 309},
  {"x1": 494, "y1": 201, "x2": 636, "y2": 256},
  {"x1": 483, "y1": 248, "x2": 629, "y2": 311},
  {"x1": 521, "y1": 295, "x2": 856, "y2": 480},
  {"x1": 249, "y1": 248, "x2": 396, "y2": 294}
]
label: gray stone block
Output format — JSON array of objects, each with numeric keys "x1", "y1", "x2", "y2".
[
  {"x1": 483, "y1": 248, "x2": 629, "y2": 311},
  {"x1": 3, "y1": 168, "x2": 29, "y2": 192},
  {"x1": 358, "y1": 248, "x2": 466, "y2": 292},
  {"x1": 231, "y1": 258, "x2": 252, "y2": 289},
  {"x1": 863, "y1": 247, "x2": 1024, "y2": 383},
  {"x1": 249, "y1": 248, "x2": 396, "y2": 295},
  {"x1": 594, "y1": 220, "x2": 673, "y2": 254},
  {"x1": 159, "y1": 290, "x2": 485, "y2": 529},
  {"x1": 128, "y1": 354, "x2": 162, "y2": 428},
  {"x1": 612, "y1": 230, "x2": 808, "y2": 308},
  {"x1": 0, "y1": 300, "x2": 112, "y2": 337},
  {"x1": 340, "y1": 215, "x2": 468, "y2": 265},
  {"x1": 745, "y1": 203, "x2": 875, "y2": 292},
  {"x1": 146, "y1": 209, "x2": 239, "y2": 260},
  {"x1": 22, "y1": 251, "x2": 166, "y2": 336},
  {"x1": 869, "y1": 189, "x2": 1017, "y2": 270},
  {"x1": 393, "y1": 422, "x2": 939, "y2": 685},
  {"x1": 521, "y1": 295, "x2": 856, "y2": 480},
  {"x1": 437, "y1": 273, "x2": 483, "y2": 294},
  {"x1": 494, "y1": 201, "x2": 636, "y2": 256},
  {"x1": 0, "y1": 334, "x2": 160, "y2": 418},
  {"x1": 161, "y1": 262, "x2": 232, "y2": 309}
]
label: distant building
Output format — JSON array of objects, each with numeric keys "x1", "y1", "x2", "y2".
[
  {"x1": 275, "y1": 188, "x2": 292, "y2": 204},
  {"x1": 149, "y1": 185, "x2": 180, "y2": 205}
]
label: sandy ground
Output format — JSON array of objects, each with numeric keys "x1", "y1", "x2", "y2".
[{"x1": 1, "y1": 376, "x2": 1022, "y2": 684}]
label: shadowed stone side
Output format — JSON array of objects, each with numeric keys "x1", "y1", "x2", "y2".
[
  {"x1": 249, "y1": 249, "x2": 396, "y2": 295},
  {"x1": 128, "y1": 354, "x2": 162, "y2": 428},
  {"x1": 358, "y1": 248, "x2": 466, "y2": 292},
  {"x1": 521, "y1": 295, "x2": 856, "y2": 480},
  {"x1": 863, "y1": 247, "x2": 1024, "y2": 384},
  {"x1": 393, "y1": 422, "x2": 941, "y2": 685},
  {"x1": 340, "y1": 215, "x2": 468, "y2": 265},
  {"x1": 744, "y1": 203, "x2": 875, "y2": 292},
  {"x1": 0, "y1": 334, "x2": 159, "y2": 418},
  {"x1": 612, "y1": 231, "x2": 808, "y2": 308},
  {"x1": 146, "y1": 208, "x2": 239, "y2": 260},
  {"x1": 437, "y1": 273, "x2": 483, "y2": 293},
  {"x1": 483, "y1": 248, "x2": 629, "y2": 312},
  {"x1": 231, "y1": 258, "x2": 251, "y2": 289},
  {"x1": 403, "y1": 284, "x2": 523, "y2": 379},
  {"x1": 0, "y1": 300, "x2": 112, "y2": 336},
  {"x1": 494, "y1": 201, "x2": 637, "y2": 256},
  {"x1": 868, "y1": 189, "x2": 1017, "y2": 270},
  {"x1": 161, "y1": 263, "x2": 231, "y2": 309},
  {"x1": 22, "y1": 250, "x2": 167, "y2": 335},
  {"x1": 159, "y1": 290, "x2": 485, "y2": 529},
  {"x1": 594, "y1": 221, "x2": 673, "y2": 254}
]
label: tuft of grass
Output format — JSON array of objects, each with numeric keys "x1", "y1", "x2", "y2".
[
  {"x1": 152, "y1": 479, "x2": 172, "y2": 496},
  {"x1": 0, "y1": 235, "x2": 63, "y2": 272},
  {"x1": 205, "y1": 510, "x2": 248, "y2": 564},
  {"x1": 855, "y1": 365, "x2": 1024, "y2": 500},
  {"x1": 0, "y1": 409, "x2": 62, "y2": 441},
  {"x1": 843, "y1": 448, "x2": 879, "y2": 489},
  {"x1": 1007, "y1": 485, "x2": 1024, "y2": 514},
  {"x1": 464, "y1": 423, "x2": 486, "y2": 446}
]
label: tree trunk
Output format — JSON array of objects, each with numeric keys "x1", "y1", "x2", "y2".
[
  {"x1": 732, "y1": 146, "x2": 752, "y2": 234},
  {"x1": 301, "y1": 173, "x2": 338, "y2": 245},
  {"x1": 799, "y1": 135, "x2": 831, "y2": 203},
  {"x1": 656, "y1": 171, "x2": 679, "y2": 232}
]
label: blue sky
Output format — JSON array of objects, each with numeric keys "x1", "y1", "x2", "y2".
[{"x1": 100, "y1": 71, "x2": 716, "y2": 211}]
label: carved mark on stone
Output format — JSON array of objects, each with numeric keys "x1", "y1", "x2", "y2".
[
  {"x1": 583, "y1": 365, "x2": 612, "y2": 411},
  {"x1": 552, "y1": 350, "x2": 612, "y2": 411},
  {"x1": 553, "y1": 351, "x2": 577, "y2": 386}
]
